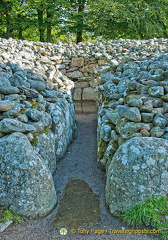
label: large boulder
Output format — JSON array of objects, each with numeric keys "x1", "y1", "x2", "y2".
[
  {"x1": 0, "y1": 132, "x2": 57, "y2": 217},
  {"x1": 34, "y1": 131, "x2": 57, "y2": 174},
  {"x1": 49, "y1": 98, "x2": 76, "y2": 159},
  {"x1": 106, "y1": 137, "x2": 168, "y2": 214}
]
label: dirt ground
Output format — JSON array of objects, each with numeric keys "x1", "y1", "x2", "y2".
[{"x1": 0, "y1": 114, "x2": 160, "y2": 240}]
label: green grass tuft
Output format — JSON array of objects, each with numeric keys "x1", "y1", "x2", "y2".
[
  {"x1": 0, "y1": 206, "x2": 22, "y2": 223},
  {"x1": 120, "y1": 196, "x2": 168, "y2": 239}
]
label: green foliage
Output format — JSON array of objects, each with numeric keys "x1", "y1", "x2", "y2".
[
  {"x1": 120, "y1": 196, "x2": 168, "y2": 239},
  {"x1": 0, "y1": 206, "x2": 22, "y2": 223},
  {"x1": 88, "y1": 0, "x2": 168, "y2": 40},
  {"x1": 0, "y1": 0, "x2": 167, "y2": 41}
]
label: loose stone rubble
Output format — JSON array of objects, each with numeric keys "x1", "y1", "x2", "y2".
[{"x1": 0, "y1": 36, "x2": 168, "y2": 217}]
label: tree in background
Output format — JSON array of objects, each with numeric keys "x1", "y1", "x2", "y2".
[
  {"x1": 0, "y1": 0, "x2": 31, "y2": 39},
  {"x1": 0, "y1": 0, "x2": 167, "y2": 42},
  {"x1": 88, "y1": 0, "x2": 168, "y2": 40}
]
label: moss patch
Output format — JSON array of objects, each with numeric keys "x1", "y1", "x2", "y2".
[
  {"x1": 98, "y1": 140, "x2": 109, "y2": 159},
  {"x1": 30, "y1": 127, "x2": 50, "y2": 146},
  {"x1": 53, "y1": 179, "x2": 100, "y2": 228},
  {"x1": 27, "y1": 99, "x2": 39, "y2": 108}
]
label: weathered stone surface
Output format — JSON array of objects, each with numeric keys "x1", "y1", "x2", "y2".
[
  {"x1": 0, "y1": 221, "x2": 13, "y2": 233},
  {"x1": 17, "y1": 114, "x2": 29, "y2": 123},
  {"x1": 26, "y1": 109, "x2": 43, "y2": 122},
  {"x1": 70, "y1": 57, "x2": 84, "y2": 67},
  {"x1": 34, "y1": 131, "x2": 56, "y2": 174},
  {"x1": 123, "y1": 107, "x2": 141, "y2": 122},
  {"x1": 28, "y1": 80, "x2": 46, "y2": 92},
  {"x1": 126, "y1": 97, "x2": 143, "y2": 108},
  {"x1": 140, "y1": 104, "x2": 153, "y2": 113},
  {"x1": 73, "y1": 88, "x2": 82, "y2": 101},
  {"x1": 150, "y1": 126, "x2": 165, "y2": 137},
  {"x1": 82, "y1": 87, "x2": 98, "y2": 101},
  {"x1": 141, "y1": 113, "x2": 154, "y2": 123},
  {"x1": 0, "y1": 132, "x2": 57, "y2": 217},
  {"x1": 116, "y1": 121, "x2": 145, "y2": 140},
  {"x1": 99, "y1": 124, "x2": 112, "y2": 142},
  {"x1": 0, "y1": 119, "x2": 35, "y2": 133},
  {"x1": 9, "y1": 73, "x2": 28, "y2": 87},
  {"x1": 0, "y1": 100, "x2": 14, "y2": 111},
  {"x1": 1, "y1": 36, "x2": 168, "y2": 219},
  {"x1": 2, "y1": 102, "x2": 21, "y2": 117},
  {"x1": 106, "y1": 137, "x2": 168, "y2": 214},
  {"x1": 105, "y1": 111, "x2": 120, "y2": 125},
  {"x1": 49, "y1": 99, "x2": 76, "y2": 159},
  {"x1": 161, "y1": 94, "x2": 168, "y2": 102},
  {"x1": 163, "y1": 103, "x2": 168, "y2": 112},
  {"x1": 148, "y1": 86, "x2": 164, "y2": 97},
  {"x1": 0, "y1": 86, "x2": 19, "y2": 95},
  {"x1": 66, "y1": 70, "x2": 83, "y2": 79},
  {"x1": 153, "y1": 115, "x2": 167, "y2": 128}
]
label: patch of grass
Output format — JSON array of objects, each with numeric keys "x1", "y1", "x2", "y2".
[
  {"x1": 0, "y1": 206, "x2": 22, "y2": 223},
  {"x1": 120, "y1": 196, "x2": 168, "y2": 239}
]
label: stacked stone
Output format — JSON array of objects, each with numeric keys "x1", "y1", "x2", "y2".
[
  {"x1": 0, "y1": 62, "x2": 76, "y2": 218},
  {"x1": 97, "y1": 55, "x2": 168, "y2": 215},
  {"x1": 0, "y1": 37, "x2": 168, "y2": 103},
  {"x1": 97, "y1": 54, "x2": 168, "y2": 168}
]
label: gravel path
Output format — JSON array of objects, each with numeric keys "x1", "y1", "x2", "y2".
[{"x1": 0, "y1": 114, "x2": 159, "y2": 240}]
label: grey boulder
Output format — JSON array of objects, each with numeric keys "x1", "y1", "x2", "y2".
[
  {"x1": 0, "y1": 132, "x2": 57, "y2": 217},
  {"x1": 106, "y1": 137, "x2": 168, "y2": 214}
]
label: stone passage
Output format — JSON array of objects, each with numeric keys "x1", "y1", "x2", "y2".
[
  {"x1": 52, "y1": 113, "x2": 106, "y2": 227},
  {"x1": 0, "y1": 37, "x2": 168, "y2": 220}
]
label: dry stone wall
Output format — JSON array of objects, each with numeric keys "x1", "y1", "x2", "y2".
[
  {"x1": 0, "y1": 37, "x2": 168, "y2": 104},
  {"x1": 0, "y1": 61, "x2": 76, "y2": 217},
  {"x1": 97, "y1": 53, "x2": 168, "y2": 214}
]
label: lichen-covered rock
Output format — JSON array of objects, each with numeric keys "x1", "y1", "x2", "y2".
[
  {"x1": 82, "y1": 87, "x2": 98, "y2": 101},
  {"x1": 0, "y1": 118, "x2": 35, "y2": 133},
  {"x1": 0, "y1": 86, "x2": 19, "y2": 95},
  {"x1": 106, "y1": 137, "x2": 168, "y2": 214},
  {"x1": 26, "y1": 109, "x2": 43, "y2": 122},
  {"x1": 34, "y1": 131, "x2": 56, "y2": 174},
  {"x1": 148, "y1": 86, "x2": 164, "y2": 97},
  {"x1": 49, "y1": 98, "x2": 76, "y2": 159},
  {"x1": 0, "y1": 100, "x2": 14, "y2": 111},
  {"x1": 123, "y1": 107, "x2": 141, "y2": 122},
  {"x1": 0, "y1": 132, "x2": 57, "y2": 217}
]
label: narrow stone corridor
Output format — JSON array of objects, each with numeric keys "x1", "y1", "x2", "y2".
[{"x1": 0, "y1": 113, "x2": 159, "y2": 240}]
